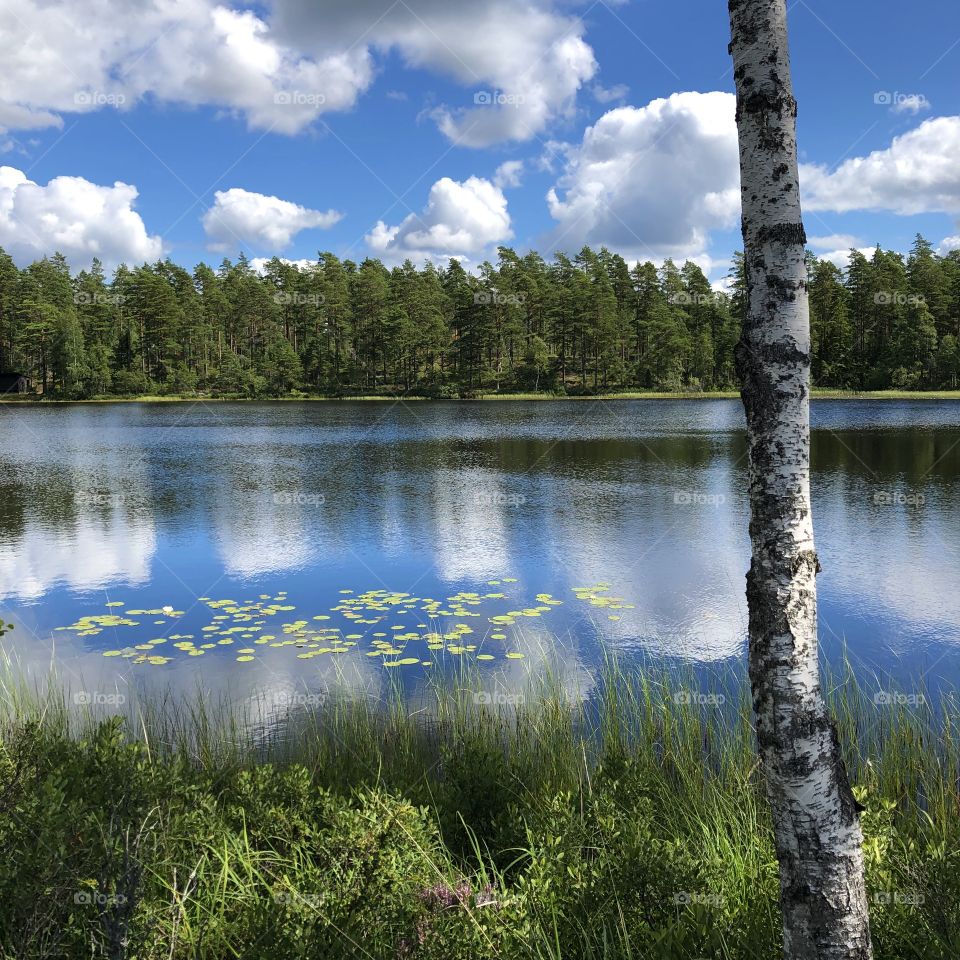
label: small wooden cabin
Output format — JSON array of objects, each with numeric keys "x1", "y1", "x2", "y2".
[{"x1": 0, "y1": 372, "x2": 33, "y2": 394}]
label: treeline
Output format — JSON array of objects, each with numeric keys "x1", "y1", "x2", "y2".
[{"x1": 0, "y1": 235, "x2": 957, "y2": 398}]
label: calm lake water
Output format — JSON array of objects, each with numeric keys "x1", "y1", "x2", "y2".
[{"x1": 1, "y1": 399, "x2": 959, "y2": 708}]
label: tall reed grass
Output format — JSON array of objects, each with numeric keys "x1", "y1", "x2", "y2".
[{"x1": 0, "y1": 656, "x2": 957, "y2": 958}]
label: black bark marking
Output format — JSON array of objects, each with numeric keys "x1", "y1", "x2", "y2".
[
  {"x1": 730, "y1": 1, "x2": 874, "y2": 953},
  {"x1": 757, "y1": 222, "x2": 807, "y2": 246}
]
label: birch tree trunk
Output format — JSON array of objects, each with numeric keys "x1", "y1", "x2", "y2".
[{"x1": 727, "y1": 2, "x2": 873, "y2": 957}]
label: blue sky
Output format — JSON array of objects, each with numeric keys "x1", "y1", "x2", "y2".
[{"x1": 0, "y1": 0, "x2": 958, "y2": 284}]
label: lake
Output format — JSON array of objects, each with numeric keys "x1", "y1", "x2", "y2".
[{"x1": 1, "y1": 399, "x2": 958, "y2": 709}]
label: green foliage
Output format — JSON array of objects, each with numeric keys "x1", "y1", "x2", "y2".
[
  {"x1": 0, "y1": 241, "x2": 903, "y2": 399},
  {"x1": 1, "y1": 668, "x2": 959, "y2": 958},
  {"x1": 2, "y1": 238, "x2": 956, "y2": 399}
]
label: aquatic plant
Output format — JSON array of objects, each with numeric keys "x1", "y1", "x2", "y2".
[{"x1": 50, "y1": 581, "x2": 631, "y2": 672}]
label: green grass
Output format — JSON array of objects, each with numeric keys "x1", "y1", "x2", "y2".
[
  {"x1": 0, "y1": 662, "x2": 958, "y2": 958},
  {"x1": 810, "y1": 388, "x2": 960, "y2": 400},
  {"x1": 0, "y1": 393, "x2": 430, "y2": 404},
  {"x1": 475, "y1": 390, "x2": 741, "y2": 400}
]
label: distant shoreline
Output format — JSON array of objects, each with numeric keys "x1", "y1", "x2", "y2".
[{"x1": 3, "y1": 388, "x2": 960, "y2": 405}]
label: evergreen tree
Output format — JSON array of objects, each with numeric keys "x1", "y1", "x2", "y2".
[
  {"x1": 0, "y1": 236, "x2": 954, "y2": 397},
  {"x1": 808, "y1": 258, "x2": 851, "y2": 387}
]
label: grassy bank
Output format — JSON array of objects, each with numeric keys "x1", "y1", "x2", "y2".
[
  {"x1": 1, "y1": 666, "x2": 957, "y2": 959},
  {"x1": 4, "y1": 388, "x2": 960, "y2": 405},
  {"x1": 478, "y1": 389, "x2": 960, "y2": 401}
]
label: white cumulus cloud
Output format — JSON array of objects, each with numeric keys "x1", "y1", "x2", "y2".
[
  {"x1": 493, "y1": 160, "x2": 524, "y2": 189},
  {"x1": 890, "y1": 93, "x2": 930, "y2": 116},
  {"x1": 202, "y1": 188, "x2": 342, "y2": 253},
  {"x1": 365, "y1": 174, "x2": 512, "y2": 262},
  {"x1": 801, "y1": 116, "x2": 960, "y2": 215},
  {"x1": 0, "y1": 165, "x2": 163, "y2": 268},
  {"x1": 248, "y1": 256, "x2": 318, "y2": 273},
  {"x1": 0, "y1": 0, "x2": 598, "y2": 145},
  {"x1": 543, "y1": 91, "x2": 741, "y2": 262},
  {"x1": 592, "y1": 83, "x2": 629, "y2": 104},
  {"x1": 815, "y1": 247, "x2": 877, "y2": 270},
  {"x1": 0, "y1": 0, "x2": 375, "y2": 137},
  {"x1": 274, "y1": 0, "x2": 597, "y2": 147},
  {"x1": 806, "y1": 234, "x2": 874, "y2": 270},
  {"x1": 808, "y1": 233, "x2": 861, "y2": 251}
]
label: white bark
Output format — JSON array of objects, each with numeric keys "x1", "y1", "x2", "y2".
[{"x1": 727, "y1": 2, "x2": 873, "y2": 957}]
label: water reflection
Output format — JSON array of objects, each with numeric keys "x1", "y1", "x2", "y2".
[{"x1": 0, "y1": 400, "x2": 958, "y2": 699}]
